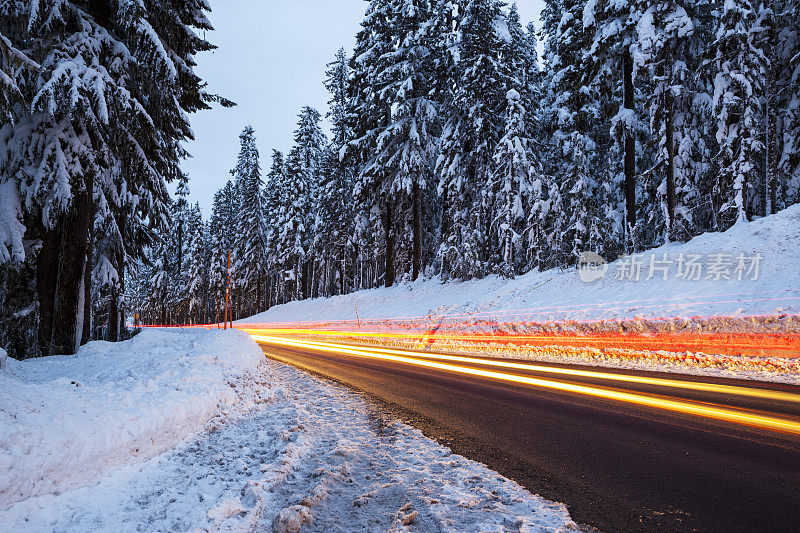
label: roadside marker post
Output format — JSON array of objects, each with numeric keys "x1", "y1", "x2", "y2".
[{"x1": 225, "y1": 250, "x2": 231, "y2": 330}]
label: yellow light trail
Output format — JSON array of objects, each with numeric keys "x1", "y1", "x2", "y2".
[
  {"x1": 239, "y1": 328, "x2": 800, "y2": 405},
  {"x1": 250, "y1": 334, "x2": 800, "y2": 437}
]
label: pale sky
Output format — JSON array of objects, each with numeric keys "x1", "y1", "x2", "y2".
[{"x1": 181, "y1": 0, "x2": 543, "y2": 214}]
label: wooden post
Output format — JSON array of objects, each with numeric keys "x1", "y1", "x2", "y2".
[
  {"x1": 225, "y1": 250, "x2": 231, "y2": 330},
  {"x1": 228, "y1": 250, "x2": 233, "y2": 329}
]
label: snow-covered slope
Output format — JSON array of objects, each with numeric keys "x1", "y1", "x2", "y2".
[
  {"x1": 0, "y1": 328, "x2": 270, "y2": 510},
  {"x1": 244, "y1": 205, "x2": 800, "y2": 325},
  {"x1": 0, "y1": 330, "x2": 575, "y2": 531}
]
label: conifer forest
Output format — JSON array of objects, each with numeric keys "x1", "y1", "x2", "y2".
[{"x1": 2, "y1": 0, "x2": 800, "y2": 358}]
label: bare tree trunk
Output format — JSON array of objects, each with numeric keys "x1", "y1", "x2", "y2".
[
  {"x1": 623, "y1": 50, "x2": 637, "y2": 239},
  {"x1": 39, "y1": 180, "x2": 93, "y2": 356},
  {"x1": 412, "y1": 179, "x2": 421, "y2": 280},
  {"x1": 665, "y1": 88, "x2": 676, "y2": 234},
  {"x1": 82, "y1": 202, "x2": 94, "y2": 345},
  {"x1": 37, "y1": 226, "x2": 60, "y2": 356},
  {"x1": 383, "y1": 199, "x2": 395, "y2": 287},
  {"x1": 765, "y1": 72, "x2": 776, "y2": 216},
  {"x1": 340, "y1": 247, "x2": 346, "y2": 296}
]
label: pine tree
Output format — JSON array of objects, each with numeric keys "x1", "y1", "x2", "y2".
[
  {"x1": 636, "y1": 1, "x2": 712, "y2": 241},
  {"x1": 583, "y1": 0, "x2": 647, "y2": 244},
  {"x1": 492, "y1": 89, "x2": 534, "y2": 277},
  {"x1": 711, "y1": 0, "x2": 766, "y2": 227},
  {"x1": 437, "y1": 0, "x2": 510, "y2": 279},
  {"x1": 264, "y1": 150, "x2": 286, "y2": 305},
  {"x1": 362, "y1": 0, "x2": 439, "y2": 281},
  {"x1": 540, "y1": 0, "x2": 607, "y2": 266},
  {"x1": 348, "y1": 0, "x2": 404, "y2": 287},
  {"x1": 0, "y1": 0, "x2": 221, "y2": 354},
  {"x1": 209, "y1": 180, "x2": 239, "y2": 321},
  {"x1": 186, "y1": 204, "x2": 209, "y2": 323},
  {"x1": 291, "y1": 107, "x2": 327, "y2": 297},
  {"x1": 231, "y1": 126, "x2": 267, "y2": 312},
  {"x1": 276, "y1": 148, "x2": 311, "y2": 300},
  {"x1": 325, "y1": 48, "x2": 353, "y2": 153}
]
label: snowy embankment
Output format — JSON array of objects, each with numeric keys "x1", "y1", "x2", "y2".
[
  {"x1": 0, "y1": 331, "x2": 575, "y2": 531},
  {"x1": 0, "y1": 328, "x2": 270, "y2": 511},
  {"x1": 241, "y1": 206, "x2": 800, "y2": 382},
  {"x1": 245, "y1": 205, "x2": 800, "y2": 325}
]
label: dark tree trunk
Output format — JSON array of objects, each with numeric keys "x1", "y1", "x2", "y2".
[
  {"x1": 82, "y1": 187, "x2": 97, "y2": 345},
  {"x1": 440, "y1": 184, "x2": 449, "y2": 246},
  {"x1": 301, "y1": 260, "x2": 309, "y2": 300},
  {"x1": 81, "y1": 233, "x2": 93, "y2": 345},
  {"x1": 108, "y1": 249, "x2": 124, "y2": 341},
  {"x1": 109, "y1": 286, "x2": 120, "y2": 341},
  {"x1": 622, "y1": 50, "x2": 637, "y2": 238},
  {"x1": 665, "y1": 89, "x2": 676, "y2": 232},
  {"x1": 412, "y1": 179, "x2": 421, "y2": 280},
  {"x1": 257, "y1": 273, "x2": 262, "y2": 313},
  {"x1": 37, "y1": 226, "x2": 60, "y2": 357},
  {"x1": 765, "y1": 73, "x2": 776, "y2": 217},
  {"x1": 43, "y1": 183, "x2": 93, "y2": 355},
  {"x1": 340, "y1": 247, "x2": 346, "y2": 296},
  {"x1": 383, "y1": 199, "x2": 395, "y2": 288}
]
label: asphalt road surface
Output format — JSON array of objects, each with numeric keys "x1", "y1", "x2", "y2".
[{"x1": 255, "y1": 336, "x2": 800, "y2": 532}]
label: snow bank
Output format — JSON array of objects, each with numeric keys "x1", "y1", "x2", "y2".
[
  {"x1": 0, "y1": 359, "x2": 576, "y2": 532},
  {"x1": 0, "y1": 346, "x2": 16, "y2": 374},
  {"x1": 244, "y1": 205, "x2": 800, "y2": 325},
  {"x1": 0, "y1": 328, "x2": 270, "y2": 510}
]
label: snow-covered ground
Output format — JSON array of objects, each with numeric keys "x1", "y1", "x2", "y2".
[
  {"x1": 244, "y1": 205, "x2": 800, "y2": 325},
  {"x1": 0, "y1": 328, "x2": 270, "y2": 511},
  {"x1": 0, "y1": 329, "x2": 575, "y2": 531}
]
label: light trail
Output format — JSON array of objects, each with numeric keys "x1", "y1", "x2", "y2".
[
  {"x1": 251, "y1": 334, "x2": 800, "y2": 436},
  {"x1": 239, "y1": 326, "x2": 800, "y2": 358},
  {"x1": 242, "y1": 331, "x2": 800, "y2": 404}
]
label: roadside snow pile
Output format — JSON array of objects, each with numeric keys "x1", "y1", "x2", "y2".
[
  {"x1": 0, "y1": 346, "x2": 16, "y2": 374},
  {"x1": 244, "y1": 205, "x2": 800, "y2": 325},
  {"x1": 0, "y1": 359, "x2": 576, "y2": 532},
  {"x1": 0, "y1": 328, "x2": 270, "y2": 511}
]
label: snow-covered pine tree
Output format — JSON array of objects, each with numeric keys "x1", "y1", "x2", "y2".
[
  {"x1": 437, "y1": 0, "x2": 510, "y2": 279},
  {"x1": 362, "y1": 0, "x2": 439, "y2": 281},
  {"x1": 209, "y1": 181, "x2": 239, "y2": 322},
  {"x1": 275, "y1": 148, "x2": 311, "y2": 300},
  {"x1": 264, "y1": 150, "x2": 286, "y2": 306},
  {"x1": 348, "y1": 0, "x2": 407, "y2": 288},
  {"x1": 779, "y1": 2, "x2": 800, "y2": 206},
  {"x1": 0, "y1": 0, "x2": 222, "y2": 355},
  {"x1": 710, "y1": 0, "x2": 767, "y2": 228},
  {"x1": 325, "y1": 48, "x2": 353, "y2": 153},
  {"x1": 583, "y1": 0, "x2": 647, "y2": 245},
  {"x1": 186, "y1": 203, "x2": 209, "y2": 324},
  {"x1": 539, "y1": 0, "x2": 606, "y2": 266},
  {"x1": 231, "y1": 126, "x2": 267, "y2": 313},
  {"x1": 492, "y1": 89, "x2": 534, "y2": 277},
  {"x1": 758, "y1": 1, "x2": 800, "y2": 214},
  {"x1": 505, "y1": 3, "x2": 538, "y2": 102},
  {"x1": 636, "y1": 1, "x2": 712, "y2": 241},
  {"x1": 322, "y1": 51, "x2": 358, "y2": 295},
  {"x1": 292, "y1": 107, "x2": 327, "y2": 297}
]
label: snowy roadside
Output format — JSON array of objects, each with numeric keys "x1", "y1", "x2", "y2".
[
  {"x1": 243, "y1": 205, "x2": 800, "y2": 325},
  {"x1": 0, "y1": 328, "x2": 271, "y2": 511},
  {"x1": 0, "y1": 338, "x2": 576, "y2": 532},
  {"x1": 241, "y1": 206, "x2": 800, "y2": 383}
]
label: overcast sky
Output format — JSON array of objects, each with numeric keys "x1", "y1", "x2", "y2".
[{"x1": 181, "y1": 0, "x2": 543, "y2": 214}]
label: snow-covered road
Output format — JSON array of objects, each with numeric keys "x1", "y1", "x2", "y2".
[{"x1": 0, "y1": 334, "x2": 575, "y2": 532}]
